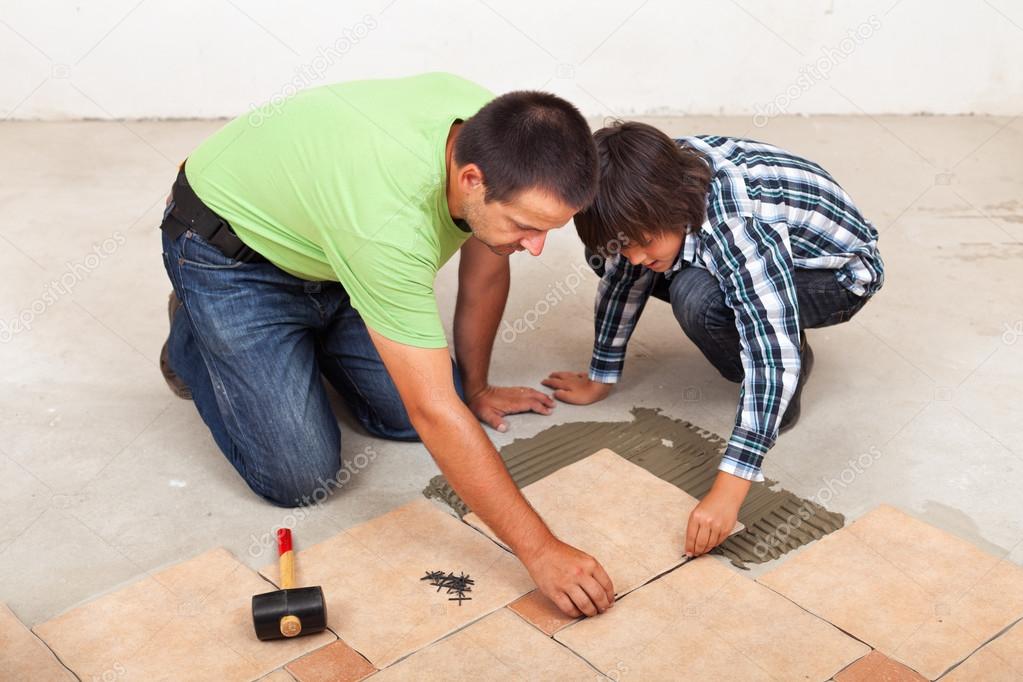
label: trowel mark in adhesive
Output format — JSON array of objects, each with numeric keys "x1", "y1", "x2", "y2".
[{"x1": 423, "y1": 407, "x2": 845, "y2": 569}]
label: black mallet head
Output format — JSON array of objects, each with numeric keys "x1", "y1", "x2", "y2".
[
  {"x1": 252, "y1": 528, "x2": 327, "y2": 641},
  {"x1": 251, "y1": 586, "x2": 327, "y2": 641}
]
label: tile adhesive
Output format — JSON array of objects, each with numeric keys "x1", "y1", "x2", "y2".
[{"x1": 423, "y1": 408, "x2": 844, "y2": 568}]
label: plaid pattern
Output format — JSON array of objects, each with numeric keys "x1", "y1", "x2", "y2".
[{"x1": 588, "y1": 135, "x2": 884, "y2": 482}]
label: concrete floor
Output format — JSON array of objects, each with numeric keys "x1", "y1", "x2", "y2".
[{"x1": 1, "y1": 115, "x2": 1021, "y2": 628}]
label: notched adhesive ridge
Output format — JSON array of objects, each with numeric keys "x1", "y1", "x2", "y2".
[{"x1": 423, "y1": 407, "x2": 844, "y2": 568}]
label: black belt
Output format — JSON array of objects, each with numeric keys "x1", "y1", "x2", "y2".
[{"x1": 160, "y1": 164, "x2": 266, "y2": 263}]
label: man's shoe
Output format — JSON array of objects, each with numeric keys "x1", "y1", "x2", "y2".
[
  {"x1": 160, "y1": 292, "x2": 193, "y2": 400},
  {"x1": 779, "y1": 332, "x2": 814, "y2": 433}
]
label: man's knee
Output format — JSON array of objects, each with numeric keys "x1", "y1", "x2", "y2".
[
  {"x1": 241, "y1": 423, "x2": 344, "y2": 507},
  {"x1": 253, "y1": 459, "x2": 344, "y2": 507}
]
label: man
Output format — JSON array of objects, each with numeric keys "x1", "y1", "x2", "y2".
[
  {"x1": 159, "y1": 73, "x2": 613, "y2": 617},
  {"x1": 545, "y1": 121, "x2": 884, "y2": 557}
]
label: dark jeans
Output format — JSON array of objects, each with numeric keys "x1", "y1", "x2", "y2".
[
  {"x1": 665, "y1": 265, "x2": 866, "y2": 382},
  {"x1": 161, "y1": 229, "x2": 462, "y2": 507}
]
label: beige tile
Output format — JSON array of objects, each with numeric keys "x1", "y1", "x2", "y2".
[
  {"x1": 0, "y1": 603, "x2": 76, "y2": 681},
  {"x1": 555, "y1": 557, "x2": 868, "y2": 680},
  {"x1": 286, "y1": 640, "x2": 376, "y2": 682},
  {"x1": 507, "y1": 590, "x2": 579, "y2": 636},
  {"x1": 834, "y1": 651, "x2": 927, "y2": 681},
  {"x1": 757, "y1": 505, "x2": 1023, "y2": 679},
  {"x1": 260, "y1": 499, "x2": 534, "y2": 668},
  {"x1": 464, "y1": 448, "x2": 742, "y2": 597},
  {"x1": 33, "y1": 548, "x2": 335, "y2": 682},
  {"x1": 370, "y1": 608, "x2": 597, "y2": 681},
  {"x1": 260, "y1": 671, "x2": 296, "y2": 682},
  {"x1": 943, "y1": 619, "x2": 1023, "y2": 681}
]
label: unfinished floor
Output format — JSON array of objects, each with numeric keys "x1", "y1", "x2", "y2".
[{"x1": 1, "y1": 115, "x2": 1021, "y2": 639}]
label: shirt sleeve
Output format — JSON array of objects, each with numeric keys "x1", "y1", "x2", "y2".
[
  {"x1": 324, "y1": 236, "x2": 449, "y2": 349},
  {"x1": 588, "y1": 255, "x2": 657, "y2": 383},
  {"x1": 704, "y1": 216, "x2": 802, "y2": 482}
]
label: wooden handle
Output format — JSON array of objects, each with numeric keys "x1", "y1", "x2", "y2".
[{"x1": 277, "y1": 528, "x2": 295, "y2": 589}]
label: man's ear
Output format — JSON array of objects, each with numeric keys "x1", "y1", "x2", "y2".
[{"x1": 458, "y1": 163, "x2": 485, "y2": 194}]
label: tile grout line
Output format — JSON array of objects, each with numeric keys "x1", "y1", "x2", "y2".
[{"x1": 934, "y1": 613, "x2": 1023, "y2": 679}]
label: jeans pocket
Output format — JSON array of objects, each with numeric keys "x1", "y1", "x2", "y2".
[{"x1": 179, "y1": 231, "x2": 246, "y2": 270}]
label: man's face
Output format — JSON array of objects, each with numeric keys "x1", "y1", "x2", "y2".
[
  {"x1": 620, "y1": 231, "x2": 684, "y2": 272},
  {"x1": 463, "y1": 187, "x2": 576, "y2": 257}
]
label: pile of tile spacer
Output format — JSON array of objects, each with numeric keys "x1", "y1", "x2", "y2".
[{"x1": 420, "y1": 570, "x2": 474, "y2": 605}]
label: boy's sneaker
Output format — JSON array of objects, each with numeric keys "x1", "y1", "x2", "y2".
[
  {"x1": 779, "y1": 332, "x2": 813, "y2": 433},
  {"x1": 160, "y1": 292, "x2": 192, "y2": 400}
]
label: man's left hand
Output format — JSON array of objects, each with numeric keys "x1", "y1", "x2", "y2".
[
  {"x1": 685, "y1": 471, "x2": 751, "y2": 557},
  {"x1": 468, "y1": 385, "x2": 555, "y2": 432}
]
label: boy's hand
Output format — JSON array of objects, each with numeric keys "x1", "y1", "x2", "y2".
[
  {"x1": 685, "y1": 471, "x2": 751, "y2": 557},
  {"x1": 542, "y1": 371, "x2": 612, "y2": 405}
]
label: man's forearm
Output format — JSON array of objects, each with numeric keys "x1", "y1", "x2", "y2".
[
  {"x1": 412, "y1": 398, "x2": 552, "y2": 558},
  {"x1": 454, "y1": 257, "x2": 510, "y2": 397}
]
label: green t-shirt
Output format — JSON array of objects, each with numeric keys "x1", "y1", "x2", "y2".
[{"x1": 184, "y1": 72, "x2": 494, "y2": 348}]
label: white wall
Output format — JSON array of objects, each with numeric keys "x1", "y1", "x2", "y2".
[{"x1": 1, "y1": 0, "x2": 1020, "y2": 120}]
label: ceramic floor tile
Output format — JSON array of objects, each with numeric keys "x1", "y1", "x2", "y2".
[
  {"x1": 369, "y1": 608, "x2": 597, "y2": 681},
  {"x1": 507, "y1": 589, "x2": 579, "y2": 636},
  {"x1": 33, "y1": 548, "x2": 335, "y2": 682},
  {"x1": 0, "y1": 603, "x2": 76, "y2": 681},
  {"x1": 260, "y1": 499, "x2": 534, "y2": 668},
  {"x1": 464, "y1": 448, "x2": 742, "y2": 597},
  {"x1": 260, "y1": 672, "x2": 296, "y2": 682},
  {"x1": 834, "y1": 651, "x2": 928, "y2": 681},
  {"x1": 943, "y1": 619, "x2": 1023, "y2": 682},
  {"x1": 555, "y1": 557, "x2": 868, "y2": 680},
  {"x1": 757, "y1": 505, "x2": 1023, "y2": 679},
  {"x1": 286, "y1": 640, "x2": 376, "y2": 682}
]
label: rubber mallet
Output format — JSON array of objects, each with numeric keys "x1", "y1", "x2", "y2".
[{"x1": 252, "y1": 528, "x2": 327, "y2": 640}]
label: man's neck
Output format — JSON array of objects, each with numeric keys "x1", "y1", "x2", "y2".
[{"x1": 445, "y1": 122, "x2": 464, "y2": 220}]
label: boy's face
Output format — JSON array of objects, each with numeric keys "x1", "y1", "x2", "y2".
[{"x1": 621, "y1": 231, "x2": 684, "y2": 272}]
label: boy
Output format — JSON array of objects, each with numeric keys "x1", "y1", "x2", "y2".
[{"x1": 544, "y1": 121, "x2": 883, "y2": 558}]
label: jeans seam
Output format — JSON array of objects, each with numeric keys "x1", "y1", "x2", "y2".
[{"x1": 168, "y1": 236, "x2": 264, "y2": 488}]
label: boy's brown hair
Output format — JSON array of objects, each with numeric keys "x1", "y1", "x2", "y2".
[{"x1": 574, "y1": 120, "x2": 711, "y2": 256}]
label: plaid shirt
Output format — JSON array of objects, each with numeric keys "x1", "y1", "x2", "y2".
[{"x1": 588, "y1": 135, "x2": 884, "y2": 482}]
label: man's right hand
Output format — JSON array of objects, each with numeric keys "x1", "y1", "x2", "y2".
[
  {"x1": 365, "y1": 329, "x2": 615, "y2": 619},
  {"x1": 542, "y1": 371, "x2": 613, "y2": 405},
  {"x1": 520, "y1": 535, "x2": 615, "y2": 617}
]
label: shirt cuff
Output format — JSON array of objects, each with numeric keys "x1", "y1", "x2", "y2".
[
  {"x1": 718, "y1": 426, "x2": 773, "y2": 483},
  {"x1": 588, "y1": 344, "x2": 625, "y2": 384},
  {"x1": 588, "y1": 368, "x2": 620, "y2": 384}
]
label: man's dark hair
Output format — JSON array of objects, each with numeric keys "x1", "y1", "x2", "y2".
[
  {"x1": 575, "y1": 120, "x2": 712, "y2": 256},
  {"x1": 454, "y1": 91, "x2": 597, "y2": 208}
]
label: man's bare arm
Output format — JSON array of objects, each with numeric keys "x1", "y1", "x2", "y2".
[
  {"x1": 367, "y1": 327, "x2": 613, "y2": 617},
  {"x1": 454, "y1": 237, "x2": 553, "y2": 431}
]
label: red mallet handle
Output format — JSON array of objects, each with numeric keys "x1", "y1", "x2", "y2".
[{"x1": 277, "y1": 528, "x2": 295, "y2": 589}]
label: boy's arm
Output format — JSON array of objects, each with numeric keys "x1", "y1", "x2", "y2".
[
  {"x1": 588, "y1": 255, "x2": 657, "y2": 384},
  {"x1": 545, "y1": 255, "x2": 656, "y2": 403},
  {"x1": 686, "y1": 215, "x2": 802, "y2": 556}
]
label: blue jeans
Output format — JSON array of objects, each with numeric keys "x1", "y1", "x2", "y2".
[
  {"x1": 161, "y1": 229, "x2": 462, "y2": 507},
  {"x1": 667, "y1": 265, "x2": 867, "y2": 382}
]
